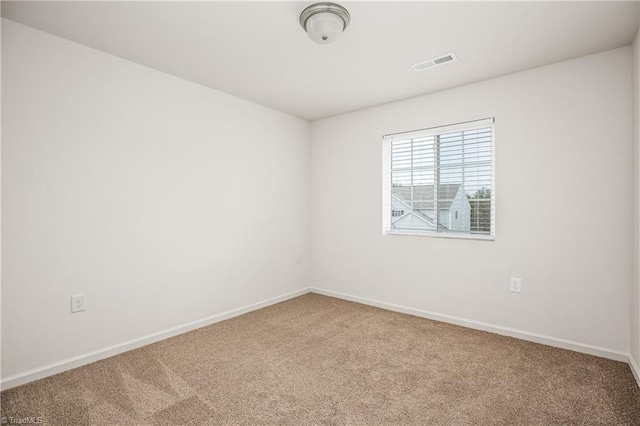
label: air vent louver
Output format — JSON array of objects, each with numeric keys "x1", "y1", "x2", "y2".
[{"x1": 412, "y1": 52, "x2": 458, "y2": 72}]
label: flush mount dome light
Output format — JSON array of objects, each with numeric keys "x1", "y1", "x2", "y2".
[{"x1": 300, "y1": 2, "x2": 350, "y2": 44}]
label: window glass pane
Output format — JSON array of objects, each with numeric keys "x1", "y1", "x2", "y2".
[{"x1": 387, "y1": 122, "x2": 494, "y2": 237}]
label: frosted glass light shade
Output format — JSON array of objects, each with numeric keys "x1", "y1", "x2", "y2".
[
  {"x1": 305, "y1": 12, "x2": 344, "y2": 44},
  {"x1": 299, "y1": 3, "x2": 350, "y2": 45}
]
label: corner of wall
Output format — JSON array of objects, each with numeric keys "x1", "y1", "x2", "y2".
[
  {"x1": 632, "y1": 21, "x2": 640, "y2": 370},
  {"x1": 630, "y1": 354, "x2": 640, "y2": 389}
]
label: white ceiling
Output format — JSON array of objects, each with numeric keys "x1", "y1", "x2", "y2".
[{"x1": 2, "y1": 1, "x2": 639, "y2": 121}]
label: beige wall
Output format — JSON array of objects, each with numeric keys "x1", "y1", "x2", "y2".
[
  {"x1": 632, "y1": 22, "x2": 640, "y2": 367},
  {"x1": 1, "y1": 20, "x2": 311, "y2": 379},
  {"x1": 310, "y1": 47, "x2": 633, "y2": 354}
]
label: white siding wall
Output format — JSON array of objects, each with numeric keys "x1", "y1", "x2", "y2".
[{"x1": 448, "y1": 190, "x2": 471, "y2": 232}]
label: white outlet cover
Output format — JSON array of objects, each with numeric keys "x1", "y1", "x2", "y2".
[
  {"x1": 71, "y1": 294, "x2": 86, "y2": 313},
  {"x1": 509, "y1": 278, "x2": 522, "y2": 293}
]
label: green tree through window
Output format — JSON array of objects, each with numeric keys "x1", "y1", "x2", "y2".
[{"x1": 468, "y1": 188, "x2": 491, "y2": 233}]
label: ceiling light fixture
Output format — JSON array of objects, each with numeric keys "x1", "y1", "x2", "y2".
[{"x1": 300, "y1": 2, "x2": 350, "y2": 44}]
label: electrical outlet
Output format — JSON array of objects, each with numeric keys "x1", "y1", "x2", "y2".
[
  {"x1": 71, "y1": 294, "x2": 86, "y2": 313},
  {"x1": 509, "y1": 278, "x2": 522, "y2": 293},
  {"x1": 296, "y1": 255, "x2": 301, "y2": 264}
]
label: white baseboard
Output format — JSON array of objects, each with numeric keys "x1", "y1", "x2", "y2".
[
  {"x1": 309, "y1": 287, "x2": 629, "y2": 363},
  {"x1": 629, "y1": 355, "x2": 640, "y2": 388},
  {"x1": 3, "y1": 286, "x2": 635, "y2": 391},
  {"x1": 0, "y1": 288, "x2": 311, "y2": 391}
]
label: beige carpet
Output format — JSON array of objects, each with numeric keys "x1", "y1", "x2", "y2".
[{"x1": 1, "y1": 293, "x2": 639, "y2": 425}]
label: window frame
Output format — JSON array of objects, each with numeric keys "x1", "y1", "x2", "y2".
[{"x1": 381, "y1": 118, "x2": 496, "y2": 241}]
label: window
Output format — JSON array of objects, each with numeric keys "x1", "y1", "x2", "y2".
[{"x1": 382, "y1": 118, "x2": 495, "y2": 239}]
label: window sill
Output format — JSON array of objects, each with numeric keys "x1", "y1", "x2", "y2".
[{"x1": 384, "y1": 230, "x2": 495, "y2": 241}]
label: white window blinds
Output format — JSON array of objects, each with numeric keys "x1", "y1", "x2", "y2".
[{"x1": 382, "y1": 118, "x2": 495, "y2": 239}]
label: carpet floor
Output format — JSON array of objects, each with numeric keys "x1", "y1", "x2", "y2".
[{"x1": 1, "y1": 293, "x2": 639, "y2": 425}]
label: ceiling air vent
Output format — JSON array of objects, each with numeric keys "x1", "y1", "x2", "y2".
[{"x1": 412, "y1": 52, "x2": 458, "y2": 72}]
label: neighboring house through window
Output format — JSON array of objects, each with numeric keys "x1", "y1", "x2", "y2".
[{"x1": 382, "y1": 118, "x2": 495, "y2": 239}]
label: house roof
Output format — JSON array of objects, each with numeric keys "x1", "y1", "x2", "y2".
[{"x1": 392, "y1": 184, "x2": 462, "y2": 210}]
